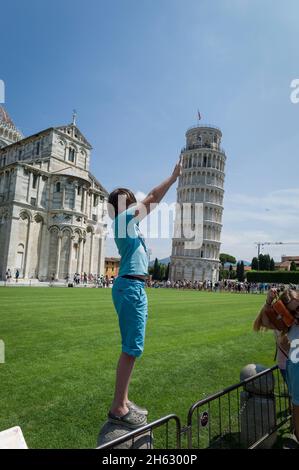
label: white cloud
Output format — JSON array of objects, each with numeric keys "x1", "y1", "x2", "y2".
[
  {"x1": 221, "y1": 187, "x2": 299, "y2": 260},
  {"x1": 225, "y1": 188, "x2": 299, "y2": 211}
]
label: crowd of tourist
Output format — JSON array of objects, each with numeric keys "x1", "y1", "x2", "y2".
[
  {"x1": 59, "y1": 275, "x2": 299, "y2": 293},
  {"x1": 64, "y1": 273, "x2": 113, "y2": 288},
  {"x1": 4, "y1": 269, "x2": 297, "y2": 295},
  {"x1": 64, "y1": 275, "x2": 297, "y2": 294},
  {"x1": 146, "y1": 279, "x2": 299, "y2": 293}
]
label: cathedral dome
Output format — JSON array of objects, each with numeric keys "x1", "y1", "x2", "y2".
[{"x1": 0, "y1": 106, "x2": 23, "y2": 149}]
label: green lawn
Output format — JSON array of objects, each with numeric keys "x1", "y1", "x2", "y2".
[{"x1": 0, "y1": 287, "x2": 275, "y2": 448}]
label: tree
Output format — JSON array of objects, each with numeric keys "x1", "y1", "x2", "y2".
[
  {"x1": 220, "y1": 253, "x2": 236, "y2": 267},
  {"x1": 264, "y1": 254, "x2": 271, "y2": 271},
  {"x1": 236, "y1": 262, "x2": 240, "y2": 280},
  {"x1": 219, "y1": 269, "x2": 231, "y2": 280},
  {"x1": 251, "y1": 257, "x2": 259, "y2": 270},
  {"x1": 240, "y1": 261, "x2": 245, "y2": 282},
  {"x1": 258, "y1": 254, "x2": 265, "y2": 270},
  {"x1": 257, "y1": 253, "x2": 271, "y2": 271},
  {"x1": 159, "y1": 264, "x2": 166, "y2": 280},
  {"x1": 152, "y1": 258, "x2": 160, "y2": 280},
  {"x1": 228, "y1": 264, "x2": 237, "y2": 279},
  {"x1": 237, "y1": 261, "x2": 245, "y2": 282},
  {"x1": 150, "y1": 258, "x2": 170, "y2": 280},
  {"x1": 270, "y1": 258, "x2": 275, "y2": 271},
  {"x1": 164, "y1": 263, "x2": 170, "y2": 280},
  {"x1": 290, "y1": 261, "x2": 297, "y2": 271}
]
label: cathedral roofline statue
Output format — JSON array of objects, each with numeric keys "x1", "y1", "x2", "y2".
[{"x1": 0, "y1": 105, "x2": 23, "y2": 148}]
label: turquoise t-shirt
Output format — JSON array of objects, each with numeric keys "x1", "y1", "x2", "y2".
[{"x1": 113, "y1": 206, "x2": 148, "y2": 276}]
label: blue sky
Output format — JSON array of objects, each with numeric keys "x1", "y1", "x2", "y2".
[{"x1": 2, "y1": 0, "x2": 299, "y2": 261}]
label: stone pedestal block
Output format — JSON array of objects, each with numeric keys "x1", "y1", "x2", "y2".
[
  {"x1": 97, "y1": 421, "x2": 153, "y2": 449},
  {"x1": 240, "y1": 392, "x2": 276, "y2": 448},
  {"x1": 240, "y1": 364, "x2": 276, "y2": 449},
  {"x1": 240, "y1": 364, "x2": 275, "y2": 395}
]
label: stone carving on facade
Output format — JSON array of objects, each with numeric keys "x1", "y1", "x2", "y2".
[{"x1": 51, "y1": 213, "x2": 72, "y2": 224}]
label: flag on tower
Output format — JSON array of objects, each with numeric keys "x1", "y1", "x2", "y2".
[{"x1": 197, "y1": 110, "x2": 201, "y2": 121}]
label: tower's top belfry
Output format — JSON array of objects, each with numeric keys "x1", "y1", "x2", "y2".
[
  {"x1": 0, "y1": 106, "x2": 23, "y2": 148},
  {"x1": 184, "y1": 124, "x2": 222, "y2": 153}
]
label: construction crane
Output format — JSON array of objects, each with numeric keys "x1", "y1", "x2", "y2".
[{"x1": 255, "y1": 241, "x2": 299, "y2": 257}]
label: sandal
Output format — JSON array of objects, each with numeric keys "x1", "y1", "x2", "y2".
[
  {"x1": 108, "y1": 409, "x2": 147, "y2": 429},
  {"x1": 127, "y1": 400, "x2": 148, "y2": 416}
]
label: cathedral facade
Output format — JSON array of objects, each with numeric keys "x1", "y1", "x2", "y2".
[{"x1": 0, "y1": 107, "x2": 107, "y2": 281}]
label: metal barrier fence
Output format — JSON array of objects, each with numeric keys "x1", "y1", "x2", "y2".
[
  {"x1": 96, "y1": 366, "x2": 292, "y2": 450},
  {"x1": 187, "y1": 365, "x2": 291, "y2": 449},
  {"x1": 96, "y1": 414, "x2": 182, "y2": 450}
]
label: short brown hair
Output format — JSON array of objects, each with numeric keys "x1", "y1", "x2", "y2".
[{"x1": 108, "y1": 188, "x2": 136, "y2": 217}]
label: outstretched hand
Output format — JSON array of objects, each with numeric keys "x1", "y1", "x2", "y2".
[{"x1": 140, "y1": 154, "x2": 183, "y2": 217}]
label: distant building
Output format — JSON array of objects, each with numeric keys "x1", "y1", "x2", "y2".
[
  {"x1": 222, "y1": 261, "x2": 251, "y2": 272},
  {"x1": 105, "y1": 257, "x2": 120, "y2": 278},
  {"x1": 275, "y1": 255, "x2": 299, "y2": 271},
  {"x1": 0, "y1": 106, "x2": 108, "y2": 281}
]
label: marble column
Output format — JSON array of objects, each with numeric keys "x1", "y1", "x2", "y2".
[
  {"x1": 23, "y1": 217, "x2": 32, "y2": 278},
  {"x1": 36, "y1": 175, "x2": 41, "y2": 206},
  {"x1": 89, "y1": 193, "x2": 93, "y2": 219},
  {"x1": 0, "y1": 172, "x2": 3, "y2": 195},
  {"x1": 81, "y1": 239, "x2": 86, "y2": 273},
  {"x1": 97, "y1": 236, "x2": 103, "y2": 276},
  {"x1": 68, "y1": 235, "x2": 74, "y2": 279},
  {"x1": 49, "y1": 180, "x2": 55, "y2": 210},
  {"x1": 81, "y1": 190, "x2": 85, "y2": 213},
  {"x1": 84, "y1": 191, "x2": 88, "y2": 216},
  {"x1": 36, "y1": 221, "x2": 44, "y2": 278},
  {"x1": 73, "y1": 184, "x2": 78, "y2": 210},
  {"x1": 26, "y1": 172, "x2": 32, "y2": 202},
  {"x1": 7, "y1": 170, "x2": 12, "y2": 201},
  {"x1": 77, "y1": 237, "x2": 83, "y2": 273},
  {"x1": 54, "y1": 233, "x2": 62, "y2": 280},
  {"x1": 62, "y1": 184, "x2": 66, "y2": 209},
  {"x1": 89, "y1": 232, "x2": 94, "y2": 274}
]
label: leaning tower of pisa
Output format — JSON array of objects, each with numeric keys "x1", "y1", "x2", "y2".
[{"x1": 169, "y1": 124, "x2": 226, "y2": 283}]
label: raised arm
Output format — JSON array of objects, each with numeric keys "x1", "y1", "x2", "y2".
[{"x1": 135, "y1": 156, "x2": 182, "y2": 219}]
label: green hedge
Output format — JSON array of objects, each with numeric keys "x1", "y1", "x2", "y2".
[{"x1": 246, "y1": 270, "x2": 299, "y2": 283}]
